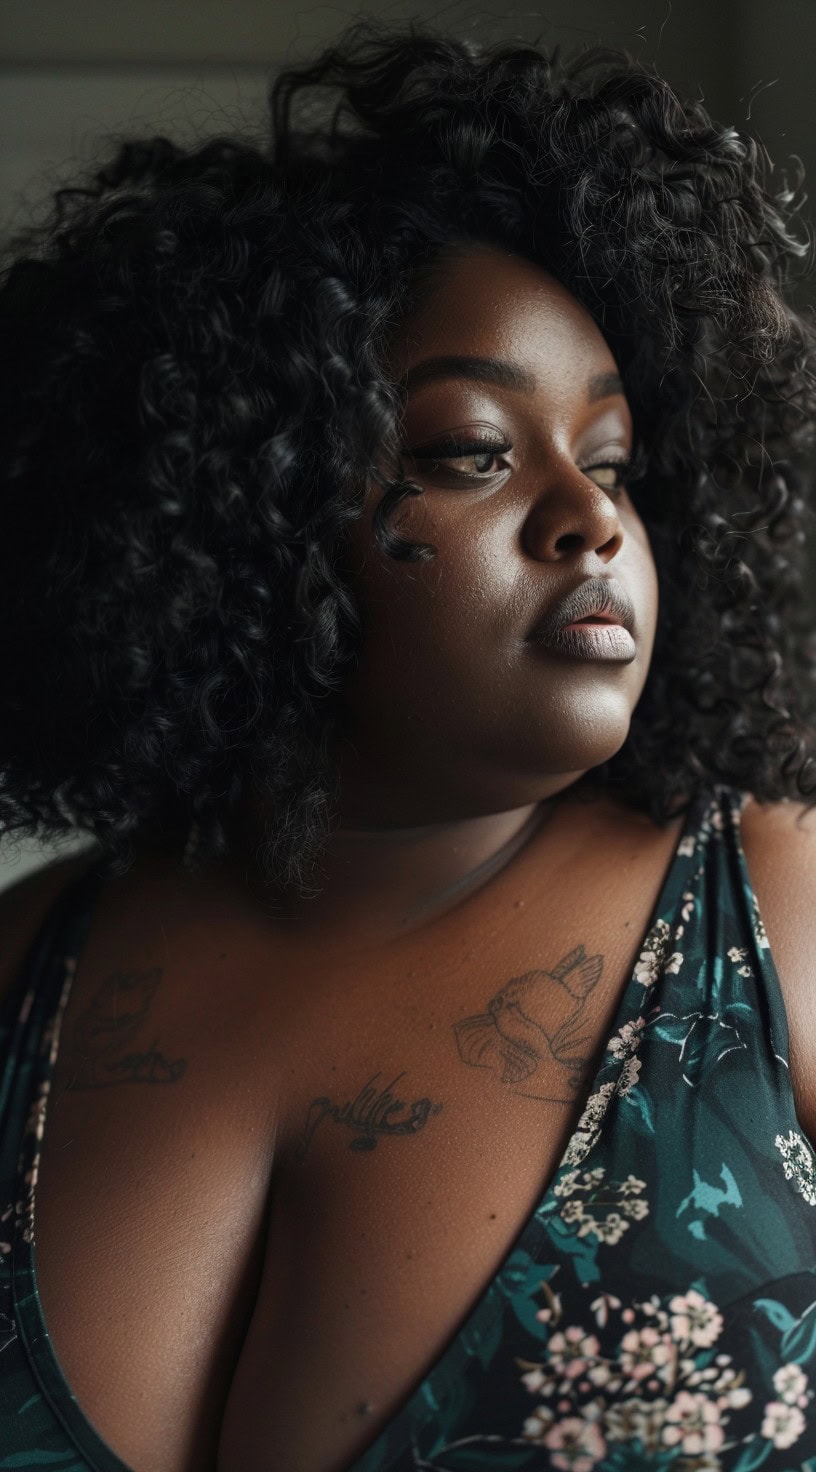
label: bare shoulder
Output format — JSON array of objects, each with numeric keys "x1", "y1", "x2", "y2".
[
  {"x1": 738, "y1": 793, "x2": 816, "y2": 946},
  {"x1": 0, "y1": 848, "x2": 101, "y2": 1003},
  {"x1": 738, "y1": 793, "x2": 816, "y2": 1142}
]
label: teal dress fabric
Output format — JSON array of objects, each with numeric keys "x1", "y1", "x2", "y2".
[{"x1": 1, "y1": 783, "x2": 816, "y2": 1471}]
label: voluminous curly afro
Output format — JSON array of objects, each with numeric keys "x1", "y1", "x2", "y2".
[{"x1": 2, "y1": 16, "x2": 816, "y2": 894}]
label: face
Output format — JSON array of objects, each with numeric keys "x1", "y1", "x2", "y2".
[{"x1": 334, "y1": 243, "x2": 660, "y2": 824}]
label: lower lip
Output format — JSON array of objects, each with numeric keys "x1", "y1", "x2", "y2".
[{"x1": 530, "y1": 620, "x2": 637, "y2": 663}]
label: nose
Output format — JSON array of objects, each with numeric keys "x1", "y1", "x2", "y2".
[{"x1": 521, "y1": 468, "x2": 625, "y2": 564}]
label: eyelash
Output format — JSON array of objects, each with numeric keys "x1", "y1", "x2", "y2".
[{"x1": 407, "y1": 436, "x2": 646, "y2": 496}]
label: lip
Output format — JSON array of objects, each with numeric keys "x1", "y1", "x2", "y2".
[{"x1": 527, "y1": 577, "x2": 637, "y2": 663}]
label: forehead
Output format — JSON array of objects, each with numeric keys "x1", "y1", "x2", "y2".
[{"x1": 390, "y1": 245, "x2": 617, "y2": 390}]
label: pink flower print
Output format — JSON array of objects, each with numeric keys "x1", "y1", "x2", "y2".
[
  {"x1": 619, "y1": 1325, "x2": 675, "y2": 1382},
  {"x1": 668, "y1": 1289, "x2": 724, "y2": 1348},
  {"x1": 547, "y1": 1326, "x2": 601, "y2": 1379},
  {"x1": 772, "y1": 1363, "x2": 809, "y2": 1408},
  {"x1": 761, "y1": 1400, "x2": 806, "y2": 1449},
  {"x1": 662, "y1": 1390, "x2": 725, "y2": 1454},
  {"x1": 544, "y1": 1416, "x2": 606, "y2": 1471}
]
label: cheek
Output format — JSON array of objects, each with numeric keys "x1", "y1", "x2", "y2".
[{"x1": 353, "y1": 508, "x2": 520, "y2": 667}]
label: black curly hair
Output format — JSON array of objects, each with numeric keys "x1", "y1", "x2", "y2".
[{"x1": 2, "y1": 15, "x2": 816, "y2": 895}]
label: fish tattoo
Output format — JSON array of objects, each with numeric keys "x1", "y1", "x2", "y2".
[{"x1": 454, "y1": 944, "x2": 603, "y2": 1098}]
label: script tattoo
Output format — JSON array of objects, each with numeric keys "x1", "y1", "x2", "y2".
[
  {"x1": 66, "y1": 967, "x2": 188, "y2": 1090},
  {"x1": 454, "y1": 944, "x2": 603, "y2": 1102},
  {"x1": 296, "y1": 1070, "x2": 443, "y2": 1164}
]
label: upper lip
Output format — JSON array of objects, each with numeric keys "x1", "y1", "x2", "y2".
[{"x1": 527, "y1": 576, "x2": 636, "y2": 642}]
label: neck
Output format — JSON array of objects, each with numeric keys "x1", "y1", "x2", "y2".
[{"x1": 223, "y1": 794, "x2": 565, "y2": 949}]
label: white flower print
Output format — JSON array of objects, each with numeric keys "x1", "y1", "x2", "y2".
[
  {"x1": 727, "y1": 946, "x2": 748, "y2": 962},
  {"x1": 553, "y1": 1166, "x2": 649, "y2": 1243},
  {"x1": 578, "y1": 1211, "x2": 628, "y2": 1245},
  {"x1": 761, "y1": 1399, "x2": 806, "y2": 1449},
  {"x1": 620, "y1": 1196, "x2": 649, "y2": 1221},
  {"x1": 522, "y1": 1403, "x2": 555, "y2": 1440},
  {"x1": 589, "y1": 1293, "x2": 621, "y2": 1329},
  {"x1": 750, "y1": 889, "x2": 770, "y2": 949},
  {"x1": 617, "y1": 1056, "x2": 641, "y2": 1096},
  {"x1": 661, "y1": 1389, "x2": 725, "y2": 1454},
  {"x1": 665, "y1": 951, "x2": 684, "y2": 975},
  {"x1": 775, "y1": 1130, "x2": 816, "y2": 1204},
  {"x1": 668, "y1": 1289, "x2": 724, "y2": 1348},
  {"x1": 772, "y1": 1363, "x2": 809, "y2": 1407},
  {"x1": 678, "y1": 837, "x2": 697, "y2": 858},
  {"x1": 633, "y1": 917, "x2": 673, "y2": 988},
  {"x1": 607, "y1": 1017, "x2": 645, "y2": 1061},
  {"x1": 560, "y1": 1082, "x2": 616, "y2": 1167},
  {"x1": 618, "y1": 1174, "x2": 647, "y2": 1196}
]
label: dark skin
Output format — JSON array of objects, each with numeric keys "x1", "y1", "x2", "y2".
[
  {"x1": 228, "y1": 241, "x2": 659, "y2": 947},
  {"x1": 12, "y1": 240, "x2": 816, "y2": 1472}
]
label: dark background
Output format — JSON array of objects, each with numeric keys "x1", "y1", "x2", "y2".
[
  {"x1": 4, "y1": 0, "x2": 815, "y2": 315},
  {"x1": 1, "y1": 0, "x2": 814, "y2": 882}
]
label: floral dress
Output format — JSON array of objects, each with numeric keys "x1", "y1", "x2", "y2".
[
  {"x1": 0, "y1": 784, "x2": 815, "y2": 1471},
  {"x1": 345, "y1": 786, "x2": 816, "y2": 1472}
]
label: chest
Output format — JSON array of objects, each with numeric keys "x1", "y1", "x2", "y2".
[
  {"x1": 26, "y1": 797, "x2": 809, "y2": 1472},
  {"x1": 218, "y1": 810, "x2": 689, "y2": 1472}
]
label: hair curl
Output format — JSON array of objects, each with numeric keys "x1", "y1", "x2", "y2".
[{"x1": 2, "y1": 16, "x2": 816, "y2": 894}]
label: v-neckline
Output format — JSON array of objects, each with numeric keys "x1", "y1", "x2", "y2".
[{"x1": 340, "y1": 784, "x2": 713, "y2": 1472}]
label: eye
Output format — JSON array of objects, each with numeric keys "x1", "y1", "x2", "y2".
[
  {"x1": 583, "y1": 459, "x2": 632, "y2": 497},
  {"x1": 405, "y1": 435, "x2": 512, "y2": 482},
  {"x1": 404, "y1": 435, "x2": 648, "y2": 494},
  {"x1": 583, "y1": 440, "x2": 648, "y2": 498}
]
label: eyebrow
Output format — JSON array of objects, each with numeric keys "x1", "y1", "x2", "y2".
[{"x1": 399, "y1": 355, "x2": 625, "y2": 404}]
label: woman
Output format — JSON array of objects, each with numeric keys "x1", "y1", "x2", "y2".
[{"x1": 1, "y1": 15, "x2": 816, "y2": 1471}]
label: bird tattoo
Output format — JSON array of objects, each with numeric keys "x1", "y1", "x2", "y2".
[{"x1": 453, "y1": 944, "x2": 603, "y2": 1097}]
